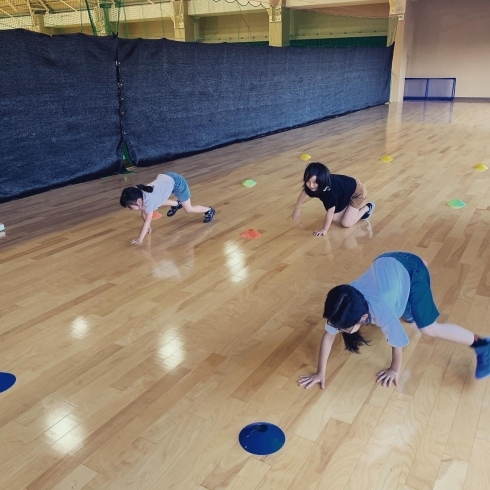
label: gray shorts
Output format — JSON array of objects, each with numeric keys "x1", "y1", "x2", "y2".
[{"x1": 166, "y1": 172, "x2": 191, "y2": 202}]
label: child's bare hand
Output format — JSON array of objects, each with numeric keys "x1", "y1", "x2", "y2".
[
  {"x1": 298, "y1": 372, "x2": 325, "y2": 389},
  {"x1": 132, "y1": 237, "x2": 144, "y2": 245},
  {"x1": 292, "y1": 209, "x2": 300, "y2": 221},
  {"x1": 313, "y1": 229, "x2": 327, "y2": 236},
  {"x1": 376, "y1": 368, "x2": 399, "y2": 387}
]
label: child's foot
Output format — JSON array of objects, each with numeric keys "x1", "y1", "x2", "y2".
[
  {"x1": 204, "y1": 207, "x2": 215, "y2": 223},
  {"x1": 401, "y1": 315, "x2": 414, "y2": 323},
  {"x1": 361, "y1": 202, "x2": 375, "y2": 220},
  {"x1": 167, "y1": 201, "x2": 182, "y2": 217},
  {"x1": 474, "y1": 337, "x2": 490, "y2": 379}
]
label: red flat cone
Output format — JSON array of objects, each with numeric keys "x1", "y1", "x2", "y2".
[
  {"x1": 241, "y1": 229, "x2": 261, "y2": 239},
  {"x1": 152, "y1": 212, "x2": 162, "y2": 220}
]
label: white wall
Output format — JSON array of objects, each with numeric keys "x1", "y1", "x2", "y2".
[{"x1": 407, "y1": 0, "x2": 490, "y2": 98}]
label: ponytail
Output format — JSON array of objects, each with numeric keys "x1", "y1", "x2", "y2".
[
  {"x1": 341, "y1": 330, "x2": 370, "y2": 354},
  {"x1": 136, "y1": 184, "x2": 153, "y2": 193}
]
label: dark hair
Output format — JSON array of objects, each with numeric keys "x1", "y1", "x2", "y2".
[
  {"x1": 120, "y1": 184, "x2": 153, "y2": 208},
  {"x1": 303, "y1": 162, "x2": 332, "y2": 194},
  {"x1": 324, "y1": 284, "x2": 370, "y2": 353}
]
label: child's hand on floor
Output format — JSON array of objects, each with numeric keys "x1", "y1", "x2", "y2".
[
  {"x1": 298, "y1": 372, "x2": 325, "y2": 389},
  {"x1": 313, "y1": 229, "x2": 327, "y2": 236},
  {"x1": 376, "y1": 368, "x2": 399, "y2": 387},
  {"x1": 132, "y1": 237, "x2": 144, "y2": 245},
  {"x1": 292, "y1": 209, "x2": 300, "y2": 221}
]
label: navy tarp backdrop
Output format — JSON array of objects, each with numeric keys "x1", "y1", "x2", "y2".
[
  {"x1": 119, "y1": 39, "x2": 393, "y2": 166},
  {"x1": 0, "y1": 30, "x2": 122, "y2": 203},
  {"x1": 0, "y1": 31, "x2": 393, "y2": 202}
]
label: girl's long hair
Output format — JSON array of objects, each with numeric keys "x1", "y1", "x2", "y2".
[
  {"x1": 119, "y1": 184, "x2": 153, "y2": 208},
  {"x1": 324, "y1": 284, "x2": 370, "y2": 354},
  {"x1": 340, "y1": 330, "x2": 370, "y2": 354},
  {"x1": 303, "y1": 162, "x2": 332, "y2": 194}
]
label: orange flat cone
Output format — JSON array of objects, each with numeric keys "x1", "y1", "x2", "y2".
[
  {"x1": 152, "y1": 212, "x2": 162, "y2": 220},
  {"x1": 241, "y1": 229, "x2": 261, "y2": 239}
]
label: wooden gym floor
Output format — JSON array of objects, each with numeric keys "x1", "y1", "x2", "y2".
[{"x1": 1, "y1": 101, "x2": 490, "y2": 490}]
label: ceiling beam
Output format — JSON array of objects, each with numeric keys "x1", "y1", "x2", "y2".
[
  {"x1": 58, "y1": 0, "x2": 78, "y2": 12},
  {"x1": 0, "y1": 6, "x2": 14, "y2": 16},
  {"x1": 38, "y1": 0, "x2": 53, "y2": 13},
  {"x1": 24, "y1": 0, "x2": 35, "y2": 21},
  {"x1": 5, "y1": 0, "x2": 18, "y2": 12}
]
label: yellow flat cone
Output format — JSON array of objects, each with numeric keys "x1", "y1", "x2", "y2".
[
  {"x1": 380, "y1": 155, "x2": 393, "y2": 163},
  {"x1": 300, "y1": 154, "x2": 311, "y2": 161},
  {"x1": 474, "y1": 164, "x2": 488, "y2": 172}
]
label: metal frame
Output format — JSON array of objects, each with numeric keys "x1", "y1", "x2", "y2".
[{"x1": 404, "y1": 77, "x2": 456, "y2": 101}]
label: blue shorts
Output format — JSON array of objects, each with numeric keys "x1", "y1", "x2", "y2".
[
  {"x1": 377, "y1": 251, "x2": 440, "y2": 329},
  {"x1": 166, "y1": 172, "x2": 191, "y2": 202}
]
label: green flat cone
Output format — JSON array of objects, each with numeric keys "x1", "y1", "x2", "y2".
[
  {"x1": 242, "y1": 180, "x2": 257, "y2": 188},
  {"x1": 447, "y1": 199, "x2": 466, "y2": 209}
]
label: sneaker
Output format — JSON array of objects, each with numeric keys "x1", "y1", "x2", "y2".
[
  {"x1": 401, "y1": 315, "x2": 414, "y2": 323},
  {"x1": 204, "y1": 207, "x2": 215, "y2": 223},
  {"x1": 474, "y1": 338, "x2": 490, "y2": 379},
  {"x1": 167, "y1": 201, "x2": 182, "y2": 217},
  {"x1": 361, "y1": 202, "x2": 375, "y2": 220}
]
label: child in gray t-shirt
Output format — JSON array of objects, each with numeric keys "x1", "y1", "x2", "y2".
[
  {"x1": 299, "y1": 251, "x2": 490, "y2": 389},
  {"x1": 120, "y1": 172, "x2": 215, "y2": 245}
]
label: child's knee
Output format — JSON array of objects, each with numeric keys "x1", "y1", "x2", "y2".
[{"x1": 420, "y1": 323, "x2": 438, "y2": 337}]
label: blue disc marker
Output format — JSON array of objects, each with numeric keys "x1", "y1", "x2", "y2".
[
  {"x1": 0, "y1": 372, "x2": 16, "y2": 393},
  {"x1": 239, "y1": 422, "x2": 286, "y2": 455}
]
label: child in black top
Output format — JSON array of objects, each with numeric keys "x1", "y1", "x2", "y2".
[{"x1": 292, "y1": 162, "x2": 374, "y2": 236}]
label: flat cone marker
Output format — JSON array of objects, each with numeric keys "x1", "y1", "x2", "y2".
[
  {"x1": 474, "y1": 164, "x2": 488, "y2": 172},
  {"x1": 239, "y1": 422, "x2": 285, "y2": 456},
  {"x1": 300, "y1": 154, "x2": 311, "y2": 161},
  {"x1": 380, "y1": 156, "x2": 393, "y2": 163},
  {"x1": 0, "y1": 372, "x2": 16, "y2": 393},
  {"x1": 447, "y1": 199, "x2": 466, "y2": 209},
  {"x1": 241, "y1": 229, "x2": 261, "y2": 239},
  {"x1": 242, "y1": 179, "x2": 257, "y2": 188},
  {"x1": 152, "y1": 212, "x2": 162, "y2": 220}
]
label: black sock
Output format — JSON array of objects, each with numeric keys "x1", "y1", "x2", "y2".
[{"x1": 471, "y1": 336, "x2": 489, "y2": 348}]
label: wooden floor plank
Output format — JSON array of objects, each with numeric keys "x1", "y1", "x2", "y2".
[{"x1": 1, "y1": 101, "x2": 489, "y2": 489}]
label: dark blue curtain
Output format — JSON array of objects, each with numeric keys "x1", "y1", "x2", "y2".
[
  {"x1": 0, "y1": 30, "x2": 393, "y2": 202},
  {"x1": 119, "y1": 39, "x2": 393, "y2": 166},
  {"x1": 0, "y1": 30, "x2": 121, "y2": 203}
]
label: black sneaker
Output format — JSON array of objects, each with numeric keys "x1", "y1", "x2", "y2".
[
  {"x1": 361, "y1": 202, "x2": 375, "y2": 220},
  {"x1": 204, "y1": 207, "x2": 215, "y2": 223},
  {"x1": 474, "y1": 338, "x2": 490, "y2": 379},
  {"x1": 167, "y1": 201, "x2": 182, "y2": 217}
]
